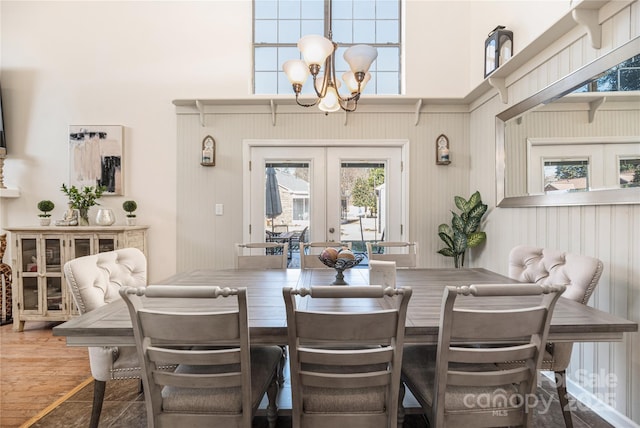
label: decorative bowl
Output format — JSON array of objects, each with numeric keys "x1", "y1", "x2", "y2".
[{"x1": 318, "y1": 252, "x2": 365, "y2": 285}]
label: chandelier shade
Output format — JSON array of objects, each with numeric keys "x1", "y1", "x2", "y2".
[{"x1": 283, "y1": 33, "x2": 378, "y2": 112}]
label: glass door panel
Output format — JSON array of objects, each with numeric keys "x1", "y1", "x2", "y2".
[
  {"x1": 338, "y1": 162, "x2": 386, "y2": 255},
  {"x1": 46, "y1": 277, "x2": 63, "y2": 311},
  {"x1": 44, "y1": 238, "x2": 62, "y2": 273},
  {"x1": 98, "y1": 238, "x2": 115, "y2": 253},
  {"x1": 20, "y1": 238, "x2": 38, "y2": 273},
  {"x1": 74, "y1": 238, "x2": 92, "y2": 257},
  {"x1": 22, "y1": 277, "x2": 39, "y2": 311}
]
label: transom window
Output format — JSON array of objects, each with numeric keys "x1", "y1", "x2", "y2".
[{"x1": 254, "y1": 0, "x2": 401, "y2": 95}]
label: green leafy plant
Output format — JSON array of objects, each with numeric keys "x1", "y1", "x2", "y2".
[
  {"x1": 437, "y1": 191, "x2": 488, "y2": 268},
  {"x1": 61, "y1": 184, "x2": 106, "y2": 210},
  {"x1": 122, "y1": 200, "x2": 137, "y2": 218},
  {"x1": 37, "y1": 200, "x2": 55, "y2": 218}
]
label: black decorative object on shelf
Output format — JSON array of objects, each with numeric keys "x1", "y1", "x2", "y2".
[{"x1": 485, "y1": 25, "x2": 513, "y2": 78}]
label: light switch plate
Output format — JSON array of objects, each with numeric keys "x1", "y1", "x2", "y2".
[{"x1": 215, "y1": 204, "x2": 223, "y2": 215}]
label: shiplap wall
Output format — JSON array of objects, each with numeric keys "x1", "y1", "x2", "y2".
[
  {"x1": 176, "y1": 110, "x2": 470, "y2": 271},
  {"x1": 470, "y1": 2, "x2": 640, "y2": 425}
]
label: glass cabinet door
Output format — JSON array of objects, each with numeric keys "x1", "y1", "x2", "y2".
[
  {"x1": 46, "y1": 277, "x2": 63, "y2": 312},
  {"x1": 44, "y1": 238, "x2": 62, "y2": 273},
  {"x1": 73, "y1": 237, "x2": 93, "y2": 258},
  {"x1": 22, "y1": 277, "x2": 39, "y2": 311},
  {"x1": 98, "y1": 237, "x2": 116, "y2": 253},
  {"x1": 18, "y1": 237, "x2": 40, "y2": 313}
]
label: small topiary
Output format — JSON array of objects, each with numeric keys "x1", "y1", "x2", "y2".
[
  {"x1": 37, "y1": 200, "x2": 55, "y2": 218},
  {"x1": 122, "y1": 200, "x2": 137, "y2": 218}
]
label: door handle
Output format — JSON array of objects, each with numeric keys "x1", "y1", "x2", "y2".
[{"x1": 328, "y1": 227, "x2": 335, "y2": 234}]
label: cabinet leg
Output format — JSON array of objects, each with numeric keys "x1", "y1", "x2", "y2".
[{"x1": 13, "y1": 319, "x2": 24, "y2": 332}]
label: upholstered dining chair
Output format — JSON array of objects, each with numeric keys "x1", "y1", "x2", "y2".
[
  {"x1": 299, "y1": 241, "x2": 352, "y2": 269},
  {"x1": 63, "y1": 247, "x2": 147, "y2": 428},
  {"x1": 283, "y1": 285, "x2": 412, "y2": 428},
  {"x1": 507, "y1": 244, "x2": 604, "y2": 428},
  {"x1": 401, "y1": 283, "x2": 565, "y2": 428},
  {"x1": 234, "y1": 242, "x2": 288, "y2": 269},
  {"x1": 368, "y1": 260, "x2": 397, "y2": 288},
  {"x1": 120, "y1": 285, "x2": 281, "y2": 428},
  {"x1": 366, "y1": 241, "x2": 418, "y2": 268}
]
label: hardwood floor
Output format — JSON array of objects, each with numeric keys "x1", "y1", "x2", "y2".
[{"x1": 0, "y1": 322, "x2": 90, "y2": 428}]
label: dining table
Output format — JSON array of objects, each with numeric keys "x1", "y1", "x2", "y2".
[{"x1": 53, "y1": 267, "x2": 638, "y2": 347}]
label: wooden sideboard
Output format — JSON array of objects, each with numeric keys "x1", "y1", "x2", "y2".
[{"x1": 4, "y1": 226, "x2": 148, "y2": 331}]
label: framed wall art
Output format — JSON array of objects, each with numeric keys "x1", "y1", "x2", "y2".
[{"x1": 69, "y1": 125, "x2": 123, "y2": 195}]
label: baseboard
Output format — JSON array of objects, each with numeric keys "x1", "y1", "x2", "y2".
[{"x1": 542, "y1": 372, "x2": 639, "y2": 428}]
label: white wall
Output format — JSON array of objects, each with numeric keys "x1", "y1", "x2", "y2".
[{"x1": 0, "y1": 0, "x2": 569, "y2": 281}]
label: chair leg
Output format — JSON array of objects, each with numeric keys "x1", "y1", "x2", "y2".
[
  {"x1": 266, "y1": 376, "x2": 279, "y2": 428},
  {"x1": 397, "y1": 382, "x2": 405, "y2": 428},
  {"x1": 555, "y1": 370, "x2": 574, "y2": 428},
  {"x1": 90, "y1": 379, "x2": 106, "y2": 428},
  {"x1": 278, "y1": 346, "x2": 287, "y2": 386}
]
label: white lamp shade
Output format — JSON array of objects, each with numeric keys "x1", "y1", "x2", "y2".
[
  {"x1": 318, "y1": 86, "x2": 341, "y2": 112},
  {"x1": 298, "y1": 35, "x2": 334, "y2": 67},
  {"x1": 343, "y1": 44, "x2": 378, "y2": 73},
  {"x1": 315, "y1": 74, "x2": 341, "y2": 93},
  {"x1": 342, "y1": 71, "x2": 371, "y2": 93},
  {"x1": 283, "y1": 59, "x2": 310, "y2": 85}
]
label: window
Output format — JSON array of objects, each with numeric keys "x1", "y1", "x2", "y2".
[
  {"x1": 254, "y1": 0, "x2": 401, "y2": 95},
  {"x1": 543, "y1": 159, "x2": 589, "y2": 194}
]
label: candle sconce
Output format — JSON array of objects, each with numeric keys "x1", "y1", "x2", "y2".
[
  {"x1": 436, "y1": 134, "x2": 451, "y2": 165},
  {"x1": 201, "y1": 135, "x2": 215, "y2": 166}
]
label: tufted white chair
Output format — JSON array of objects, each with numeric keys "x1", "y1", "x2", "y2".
[
  {"x1": 64, "y1": 248, "x2": 147, "y2": 428},
  {"x1": 507, "y1": 245, "x2": 604, "y2": 428}
]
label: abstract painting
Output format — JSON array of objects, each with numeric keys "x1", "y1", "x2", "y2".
[{"x1": 69, "y1": 125, "x2": 123, "y2": 195}]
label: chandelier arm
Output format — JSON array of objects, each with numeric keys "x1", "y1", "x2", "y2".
[
  {"x1": 295, "y1": 93, "x2": 320, "y2": 108},
  {"x1": 337, "y1": 97, "x2": 358, "y2": 112}
]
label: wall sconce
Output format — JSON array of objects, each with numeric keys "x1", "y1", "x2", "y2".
[
  {"x1": 201, "y1": 135, "x2": 215, "y2": 166},
  {"x1": 484, "y1": 25, "x2": 513, "y2": 78},
  {"x1": 436, "y1": 134, "x2": 451, "y2": 165}
]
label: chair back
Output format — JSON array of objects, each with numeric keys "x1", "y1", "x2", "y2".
[
  {"x1": 366, "y1": 241, "x2": 418, "y2": 268},
  {"x1": 508, "y1": 245, "x2": 603, "y2": 304},
  {"x1": 283, "y1": 285, "x2": 412, "y2": 428},
  {"x1": 234, "y1": 242, "x2": 288, "y2": 269},
  {"x1": 120, "y1": 285, "x2": 256, "y2": 427},
  {"x1": 300, "y1": 241, "x2": 352, "y2": 269},
  {"x1": 64, "y1": 247, "x2": 147, "y2": 314},
  {"x1": 508, "y1": 245, "x2": 604, "y2": 370},
  {"x1": 63, "y1": 248, "x2": 147, "y2": 382},
  {"x1": 368, "y1": 260, "x2": 397, "y2": 288},
  {"x1": 432, "y1": 283, "x2": 564, "y2": 428}
]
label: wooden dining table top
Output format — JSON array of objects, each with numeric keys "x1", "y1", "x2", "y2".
[{"x1": 52, "y1": 267, "x2": 638, "y2": 347}]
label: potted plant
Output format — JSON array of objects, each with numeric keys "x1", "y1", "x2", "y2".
[
  {"x1": 37, "y1": 200, "x2": 55, "y2": 226},
  {"x1": 122, "y1": 200, "x2": 137, "y2": 226},
  {"x1": 437, "y1": 191, "x2": 488, "y2": 268},
  {"x1": 60, "y1": 184, "x2": 106, "y2": 226}
]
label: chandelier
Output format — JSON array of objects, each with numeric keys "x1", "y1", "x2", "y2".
[{"x1": 282, "y1": 34, "x2": 378, "y2": 113}]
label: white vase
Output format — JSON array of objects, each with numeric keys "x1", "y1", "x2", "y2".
[
  {"x1": 39, "y1": 217, "x2": 51, "y2": 226},
  {"x1": 95, "y1": 208, "x2": 116, "y2": 226},
  {"x1": 126, "y1": 217, "x2": 137, "y2": 226}
]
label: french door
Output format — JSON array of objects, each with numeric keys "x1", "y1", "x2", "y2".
[{"x1": 245, "y1": 140, "x2": 407, "y2": 256}]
